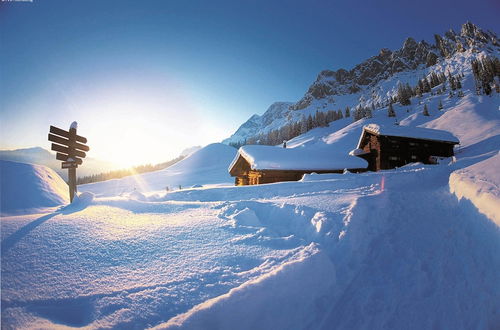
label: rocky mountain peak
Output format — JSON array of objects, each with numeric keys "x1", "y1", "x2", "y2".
[
  {"x1": 461, "y1": 22, "x2": 485, "y2": 39},
  {"x1": 289, "y1": 21, "x2": 498, "y2": 110},
  {"x1": 223, "y1": 22, "x2": 499, "y2": 146},
  {"x1": 379, "y1": 48, "x2": 392, "y2": 57},
  {"x1": 402, "y1": 37, "x2": 417, "y2": 51}
]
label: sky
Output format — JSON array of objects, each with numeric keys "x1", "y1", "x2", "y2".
[{"x1": 1, "y1": 0, "x2": 498, "y2": 167}]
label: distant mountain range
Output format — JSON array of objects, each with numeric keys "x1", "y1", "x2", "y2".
[
  {"x1": 0, "y1": 147, "x2": 116, "y2": 180},
  {"x1": 223, "y1": 22, "x2": 499, "y2": 145}
]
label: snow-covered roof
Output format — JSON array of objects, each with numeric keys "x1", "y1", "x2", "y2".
[
  {"x1": 358, "y1": 124, "x2": 460, "y2": 146},
  {"x1": 229, "y1": 145, "x2": 368, "y2": 172}
]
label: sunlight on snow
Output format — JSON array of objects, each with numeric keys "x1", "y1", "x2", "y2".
[{"x1": 75, "y1": 206, "x2": 192, "y2": 241}]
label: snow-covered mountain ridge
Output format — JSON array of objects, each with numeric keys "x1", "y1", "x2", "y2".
[{"x1": 223, "y1": 22, "x2": 499, "y2": 145}]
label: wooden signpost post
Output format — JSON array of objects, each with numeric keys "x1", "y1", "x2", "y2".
[{"x1": 48, "y1": 122, "x2": 89, "y2": 202}]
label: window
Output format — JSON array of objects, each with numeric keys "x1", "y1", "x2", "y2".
[
  {"x1": 389, "y1": 156, "x2": 399, "y2": 161},
  {"x1": 411, "y1": 155, "x2": 417, "y2": 160}
]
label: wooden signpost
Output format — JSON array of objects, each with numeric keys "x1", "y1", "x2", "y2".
[{"x1": 48, "y1": 122, "x2": 89, "y2": 202}]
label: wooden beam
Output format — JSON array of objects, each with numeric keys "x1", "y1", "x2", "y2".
[
  {"x1": 56, "y1": 152, "x2": 83, "y2": 164},
  {"x1": 50, "y1": 125, "x2": 87, "y2": 144},
  {"x1": 48, "y1": 133, "x2": 90, "y2": 152},
  {"x1": 51, "y1": 143, "x2": 86, "y2": 158}
]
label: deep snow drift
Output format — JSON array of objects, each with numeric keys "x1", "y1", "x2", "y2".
[
  {"x1": 450, "y1": 152, "x2": 500, "y2": 226},
  {"x1": 0, "y1": 160, "x2": 69, "y2": 215}
]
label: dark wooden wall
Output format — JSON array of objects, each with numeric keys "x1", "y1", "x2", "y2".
[{"x1": 358, "y1": 132, "x2": 456, "y2": 171}]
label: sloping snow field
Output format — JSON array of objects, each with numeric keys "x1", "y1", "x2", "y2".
[{"x1": 2, "y1": 93, "x2": 499, "y2": 327}]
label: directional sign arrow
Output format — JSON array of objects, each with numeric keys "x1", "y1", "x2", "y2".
[
  {"x1": 56, "y1": 153, "x2": 83, "y2": 164},
  {"x1": 62, "y1": 161, "x2": 78, "y2": 169},
  {"x1": 50, "y1": 125, "x2": 87, "y2": 144},
  {"x1": 48, "y1": 133, "x2": 89, "y2": 152},
  {"x1": 51, "y1": 143, "x2": 86, "y2": 158}
]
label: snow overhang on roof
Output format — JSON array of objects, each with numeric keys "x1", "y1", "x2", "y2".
[
  {"x1": 357, "y1": 124, "x2": 460, "y2": 148},
  {"x1": 349, "y1": 148, "x2": 370, "y2": 156},
  {"x1": 229, "y1": 145, "x2": 368, "y2": 173}
]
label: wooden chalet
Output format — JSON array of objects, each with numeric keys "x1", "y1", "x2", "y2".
[
  {"x1": 352, "y1": 124, "x2": 459, "y2": 171},
  {"x1": 229, "y1": 145, "x2": 368, "y2": 185}
]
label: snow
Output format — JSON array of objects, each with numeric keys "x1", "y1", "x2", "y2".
[
  {"x1": 361, "y1": 123, "x2": 460, "y2": 144},
  {"x1": 2, "y1": 43, "x2": 500, "y2": 329},
  {"x1": 155, "y1": 244, "x2": 335, "y2": 330},
  {"x1": 450, "y1": 152, "x2": 500, "y2": 226},
  {"x1": 0, "y1": 160, "x2": 69, "y2": 215},
  {"x1": 70, "y1": 121, "x2": 78, "y2": 130},
  {"x1": 232, "y1": 144, "x2": 367, "y2": 171},
  {"x1": 81, "y1": 143, "x2": 237, "y2": 197}
]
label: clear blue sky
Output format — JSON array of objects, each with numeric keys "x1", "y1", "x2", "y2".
[{"x1": 1, "y1": 0, "x2": 498, "y2": 166}]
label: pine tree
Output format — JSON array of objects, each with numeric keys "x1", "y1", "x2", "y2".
[
  {"x1": 345, "y1": 106, "x2": 350, "y2": 118},
  {"x1": 364, "y1": 107, "x2": 372, "y2": 118},
  {"x1": 307, "y1": 114, "x2": 314, "y2": 130},
  {"x1": 387, "y1": 103, "x2": 396, "y2": 117},
  {"x1": 353, "y1": 106, "x2": 365, "y2": 121},
  {"x1": 448, "y1": 72, "x2": 456, "y2": 90},
  {"x1": 483, "y1": 82, "x2": 492, "y2": 95},
  {"x1": 422, "y1": 78, "x2": 431, "y2": 93},
  {"x1": 423, "y1": 104, "x2": 430, "y2": 116},
  {"x1": 397, "y1": 82, "x2": 411, "y2": 106},
  {"x1": 438, "y1": 100, "x2": 443, "y2": 110},
  {"x1": 300, "y1": 117, "x2": 308, "y2": 134}
]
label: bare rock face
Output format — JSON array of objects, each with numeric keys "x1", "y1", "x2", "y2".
[
  {"x1": 426, "y1": 52, "x2": 438, "y2": 67},
  {"x1": 224, "y1": 22, "x2": 499, "y2": 145},
  {"x1": 290, "y1": 22, "x2": 499, "y2": 110}
]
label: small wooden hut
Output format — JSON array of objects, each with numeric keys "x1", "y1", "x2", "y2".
[
  {"x1": 352, "y1": 124, "x2": 459, "y2": 171},
  {"x1": 229, "y1": 145, "x2": 368, "y2": 185}
]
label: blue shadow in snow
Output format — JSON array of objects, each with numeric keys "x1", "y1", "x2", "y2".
[
  {"x1": 1, "y1": 197, "x2": 92, "y2": 254},
  {"x1": 1, "y1": 213, "x2": 58, "y2": 254}
]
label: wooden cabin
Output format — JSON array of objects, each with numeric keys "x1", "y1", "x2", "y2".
[
  {"x1": 352, "y1": 124, "x2": 459, "y2": 171},
  {"x1": 229, "y1": 145, "x2": 368, "y2": 185}
]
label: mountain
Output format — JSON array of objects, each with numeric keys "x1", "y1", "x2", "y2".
[
  {"x1": 0, "y1": 147, "x2": 117, "y2": 180},
  {"x1": 223, "y1": 22, "x2": 499, "y2": 145},
  {"x1": 222, "y1": 102, "x2": 294, "y2": 145}
]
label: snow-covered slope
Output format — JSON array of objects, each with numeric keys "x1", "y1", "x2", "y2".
[
  {"x1": 223, "y1": 22, "x2": 499, "y2": 145},
  {"x1": 0, "y1": 160, "x2": 69, "y2": 215},
  {"x1": 79, "y1": 143, "x2": 237, "y2": 197}
]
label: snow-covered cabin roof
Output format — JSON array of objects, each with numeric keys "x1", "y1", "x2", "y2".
[
  {"x1": 357, "y1": 124, "x2": 460, "y2": 147},
  {"x1": 229, "y1": 145, "x2": 368, "y2": 173}
]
